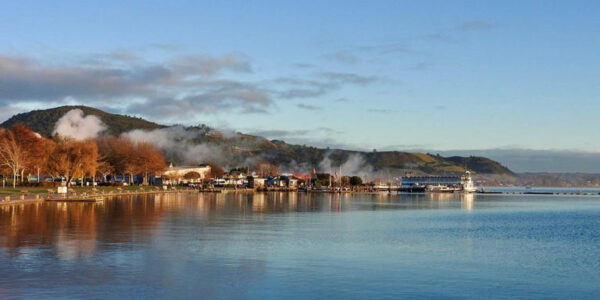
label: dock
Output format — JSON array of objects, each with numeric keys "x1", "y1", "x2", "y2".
[{"x1": 478, "y1": 190, "x2": 599, "y2": 196}]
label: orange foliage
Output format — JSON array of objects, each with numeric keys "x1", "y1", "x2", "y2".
[
  {"x1": 47, "y1": 137, "x2": 99, "y2": 186},
  {"x1": 0, "y1": 124, "x2": 49, "y2": 187},
  {"x1": 97, "y1": 136, "x2": 166, "y2": 184},
  {"x1": 0, "y1": 124, "x2": 167, "y2": 186}
]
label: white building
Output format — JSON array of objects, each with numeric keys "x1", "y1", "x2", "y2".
[{"x1": 161, "y1": 163, "x2": 211, "y2": 184}]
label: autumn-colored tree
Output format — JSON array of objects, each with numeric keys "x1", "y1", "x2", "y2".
[
  {"x1": 37, "y1": 138, "x2": 56, "y2": 181},
  {"x1": 12, "y1": 125, "x2": 55, "y2": 182},
  {"x1": 0, "y1": 125, "x2": 50, "y2": 187},
  {"x1": 255, "y1": 161, "x2": 279, "y2": 177},
  {"x1": 47, "y1": 138, "x2": 99, "y2": 186},
  {"x1": 207, "y1": 163, "x2": 224, "y2": 179},
  {"x1": 95, "y1": 160, "x2": 114, "y2": 183},
  {"x1": 340, "y1": 176, "x2": 350, "y2": 186},
  {"x1": 97, "y1": 136, "x2": 166, "y2": 185},
  {"x1": 134, "y1": 142, "x2": 166, "y2": 185},
  {"x1": 97, "y1": 136, "x2": 135, "y2": 183},
  {"x1": 183, "y1": 171, "x2": 201, "y2": 181}
]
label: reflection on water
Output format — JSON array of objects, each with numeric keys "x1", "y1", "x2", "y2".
[
  {"x1": 0, "y1": 191, "x2": 579, "y2": 256},
  {"x1": 1, "y1": 192, "x2": 599, "y2": 299},
  {"x1": 0, "y1": 192, "x2": 476, "y2": 253}
]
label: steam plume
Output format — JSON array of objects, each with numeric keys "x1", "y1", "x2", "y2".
[
  {"x1": 122, "y1": 126, "x2": 248, "y2": 167},
  {"x1": 53, "y1": 109, "x2": 107, "y2": 140},
  {"x1": 319, "y1": 153, "x2": 375, "y2": 179}
]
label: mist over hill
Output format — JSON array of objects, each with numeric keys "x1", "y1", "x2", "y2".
[{"x1": 0, "y1": 106, "x2": 514, "y2": 177}]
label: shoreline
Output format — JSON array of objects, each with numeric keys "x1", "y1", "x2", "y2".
[
  {"x1": 0, "y1": 189, "x2": 197, "y2": 207},
  {"x1": 2, "y1": 186, "x2": 599, "y2": 207}
]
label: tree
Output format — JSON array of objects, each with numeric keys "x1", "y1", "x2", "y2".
[
  {"x1": 0, "y1": 125, "x2": 50, "y2": 187},
  {"x1": 230, "y1": 167, "x2": 249, "y2": 175},
  {"x1": 315, "y1": 173, "x2": 333, "y2": 186},
  {"x1": 97, "y1": 136, "x2": 135, "y2": 183},
  {"x1": 96, "y1": 160, "x2": 114, "y2": 183},
  {"x1": 340, "y1": 176, "x2": 350, "y2": 186},
  {"x1": 349, "y1": 176, "x2": 363, "y2": 186},
  {"x1": 184, "y1": 171, "x2": 201, "y2": 181},
  {"x1": 0, "y1": 128, "x2": 26, "y2": 188},
  {"x1": 47, "y1": 138, "x2": 99, "y2": 186},
  {"x1": 135, "y1": 142, "x2": 167, "y2": 185},
  {"x1": 208, "y1": 163, "x2": 224, "y2": 179},
  {"x1": 256, "y1": 161, "x2": 279, "y2": 177},
  {"x1": 13, "y1": 125, "x2": 54, "y2": 183},
  {"x1": 97, "y1": 136, "x2": 167, "y2": 185}
]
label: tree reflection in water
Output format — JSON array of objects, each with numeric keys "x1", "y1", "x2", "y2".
[{"x1": 0, "y1": 192, "x2": 478, "y2": 258}]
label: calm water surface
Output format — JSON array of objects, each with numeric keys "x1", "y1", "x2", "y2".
[{"x1": 1, "y1": 192, "x2": 599, "y2": 299}]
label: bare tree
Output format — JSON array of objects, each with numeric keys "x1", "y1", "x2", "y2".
[
  {"x1": 0, "y1": 128, "x2": 26, "y2": 188},
  {"x1": 256, "y1": 161, "x2": 279, "y2": 177}
]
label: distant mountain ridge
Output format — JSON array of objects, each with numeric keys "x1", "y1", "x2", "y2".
[{"x1": 0, "y1": 106, "x2": 514, "y2": 176}]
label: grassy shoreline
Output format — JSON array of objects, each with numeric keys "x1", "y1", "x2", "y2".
[{"x1": 0, "y1": 185, "x2": 160, "y2": 196}]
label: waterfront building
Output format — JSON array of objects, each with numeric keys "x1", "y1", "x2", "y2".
[
  {"x1": 247, "y1": 176, "x2": 267, "y2": 188},
  {"x1": 401, "y1": 175, "x2": 462, "y2": 188},
  {"x1": 277, "y1": 175, "x2": 298, "y2": 188},
  {"x1": 160, "y1": 163, "x2": 211, "y2": 185}
]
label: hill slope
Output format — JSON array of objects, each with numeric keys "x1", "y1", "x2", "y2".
[
  {"x1": 0, "y1": 106, "x2": 514, "y2": 176},
  {"x1": 1, "y1": 105, "x2": 165, "y2": 136},
  {"x1": 250, "y1": 142, "x2": 513, "y2": 175}
]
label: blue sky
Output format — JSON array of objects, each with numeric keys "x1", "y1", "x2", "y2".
[{"x1": 1, "y1": 0, "x2": 599, "y2": 152}]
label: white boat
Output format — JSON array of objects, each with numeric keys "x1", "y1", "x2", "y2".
[
  {"x1": 460, "y1": 171, "x2": 477, "y2": 193},
  {"x1": 425, "y1": 184, "x2": 458, "y2": 193}
]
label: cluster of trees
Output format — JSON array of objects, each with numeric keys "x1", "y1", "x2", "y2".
[
  {"x1": 0, "y1": 125, "x2": 53, "y2": 188},
  {"x1": 97, "y1": 137, "x2": 166, "y2": 185},
  {"x1": 0, "y1": 124, "x2": 166, "y2": 188},
  {"x1": 255, "y1": 161, "x2": 279, "y2": 177},
  {"x1": 311, "y1": 173, "x2": 363, "y2": 188}
]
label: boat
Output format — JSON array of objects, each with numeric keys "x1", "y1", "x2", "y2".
[
  {"x1": 425, "y1": 184, "x2": 458, "y2": 193},
  {"x1": 460, "y1": 171, "x2": 477, "y2": 193},
  {"x1": 400, "y1": 171, "x2": 478, "y2": 193}
]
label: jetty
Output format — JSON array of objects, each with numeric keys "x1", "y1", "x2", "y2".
[{"x1": 478, "y1": 189, "x2": 599, "y2": 196}]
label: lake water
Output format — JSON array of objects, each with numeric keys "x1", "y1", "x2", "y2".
[{"x1": 1, "y1": 192, "x2": 599, "y2": 299}]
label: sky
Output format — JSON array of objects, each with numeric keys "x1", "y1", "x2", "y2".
[{"x1": 1, "y1": 0, "x2": 599, "y2": 156}]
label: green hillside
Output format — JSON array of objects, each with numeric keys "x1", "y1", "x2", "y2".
[
  {"x1": 0, "y1": 106, "x2": 514, "y2": 175},
  {"x1": 0, "y1": 105, "x2": 165, "y2": 136},
  {"x1": 251, "y1": 144, "x2": 513, "y2": 175},
  {"x1": 446, "y1": 156, "x2": 514, "y2": 175}
]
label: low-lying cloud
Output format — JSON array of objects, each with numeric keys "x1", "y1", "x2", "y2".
[{"x1": 122, "y1": 126, "x2": 258, "y2": 168}]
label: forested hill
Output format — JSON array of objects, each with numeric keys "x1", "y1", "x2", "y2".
[
  {"x1": 0, "y1": 105, "x2": 165, "y2": 136},
  {"x1": 0, "y1": 106, "x2": 514, "y2": 176}
]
